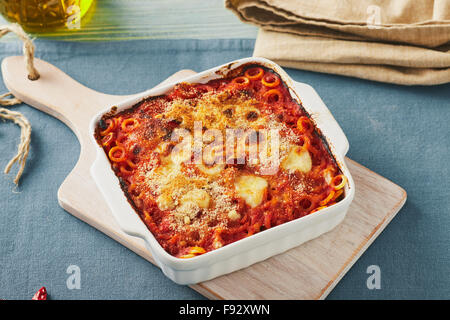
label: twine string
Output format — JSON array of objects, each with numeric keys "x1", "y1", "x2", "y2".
[
  {"x1": 0, "y1": 23, "x2": 40, "y2": 80},
  {"x1": 0, "y1": 97, "x2": 31, "y2": 185},
  {"x1": 0, "y1": 23, "x2": 39, "y2": 185}
]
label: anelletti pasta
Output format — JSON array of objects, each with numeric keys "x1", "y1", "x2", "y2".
[{"x1": 95, "y1": 64, "x2": 347, "y2": 259}]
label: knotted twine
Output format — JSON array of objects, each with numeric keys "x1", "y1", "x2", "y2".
[{"x1": 0, "y1": 23, "x2": 40, "y2": 185}]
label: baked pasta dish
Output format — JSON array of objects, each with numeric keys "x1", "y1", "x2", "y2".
[{"x1": 95, "y1": 64, "x2": 347, "y2": 259}]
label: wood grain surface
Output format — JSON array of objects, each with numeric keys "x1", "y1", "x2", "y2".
[
  {"x1": 2, "y1": 56, "x2": 406, "y2": 299},
  {"x1": 0, "y1": 0, "x2": 257, "y2": 41}
]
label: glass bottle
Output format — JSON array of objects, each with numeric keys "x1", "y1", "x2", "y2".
[{"x1": 0, "y1": 0, "x2": 94, "y2": 31}]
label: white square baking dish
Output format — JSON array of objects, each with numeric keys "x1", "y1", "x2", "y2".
[{"x1": 89, "y1": 57, "x2": 355, "y2": 284}]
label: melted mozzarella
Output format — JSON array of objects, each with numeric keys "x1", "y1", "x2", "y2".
[
  {"x1": 181, "y1": 188, "x2": 210, "y2": 209},
  {"x1": 227, "y1": 209, "x2": 241, "y2": 221},
  {"x1": 281, "y1": 146, "x2": 312, "y2": 173},
  {"x1": 156, "y1": 192, "x2": 175, "y2": 211},
  {"x1": 234, "y1": 175, "x2": 268, "y2": 208},
  {"x1": 196, "y1": 162, "x2": 225, "y2": 176},
  {"x1": 154, "y1": 161, "x2": 180, "y2": 210}
]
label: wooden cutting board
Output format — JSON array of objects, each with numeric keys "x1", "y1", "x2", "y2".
[{"x1": 2, "y1": 56, "x2": 407, "y2": 300}]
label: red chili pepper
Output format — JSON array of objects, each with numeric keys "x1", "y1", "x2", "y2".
[{"x1": 31, "y1": 287, "x2": 47, "y2": 300}]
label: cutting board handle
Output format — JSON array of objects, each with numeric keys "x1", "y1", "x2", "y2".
[{"x1": 1, "y1": 56, "x2": 134, "y2": 137}]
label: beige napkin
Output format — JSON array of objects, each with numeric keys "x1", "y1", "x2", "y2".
[{"x1": 226, "y1": 0, "x2": 450, "y2": 85}]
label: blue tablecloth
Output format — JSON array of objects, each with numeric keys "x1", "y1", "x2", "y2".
[{"x1": 0, "y1": 39, "x2": 449, "y2": 300}]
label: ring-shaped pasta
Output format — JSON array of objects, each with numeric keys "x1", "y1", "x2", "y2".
[
  {"x1": 298, "y1": 196, "x2": 314, "y2": 211},
  {"x1": 332, "y1": 189, "x2": 344, "y2": 201},
  {"x1": 244, "y1": 67, "x2": 264, "y2": 80},
  {"x1": 196, "y1": 84, "x2": 213, "y2": 93},
  {"x1": 115, "y1": 134, "x2": 128, "y2": 147},
  {"x1": 311, "y1": 206, "x2": 327, "y2": 213},
  {"x1": 126, "y1": 159, "x2": 137, "y2": 169},
  {"x1": 263, "y1": 89, "x2": 283, "y2": 103},
  {"x1": 128, "y1": 183, "x2": 142, "y2": 198},
  {"x1": 319, "y1": 190, "x2": 335, "y2": 206},
  {"x1": 109, "y1": 146, "x2": 126, "y2": 162},
  {"x1": 232, "y1": 76, "x2": 250, "y2": 87},
  {"x1": 114, "y1": 116, "x2": 123, "y2": 127},
  {"x1": 297, "y1": 116, "x2": 314, "y2": 134},
  {"x1": 100, "y1": 119, "x2": 115, "y2": 136},
  {"x1": 122, "y1": 118, "x2": 140, "y2": 132},
  {"x1": 189, "y1": 246, "x2": 206, "y2": 255},
  {"x1": 298, "y1": 134, "x2": 311, "y2": 150},
  {"x1": 331, "y1": 174, "x2": 347, "y2": 190},
  {"x1": 261, "y1": 74, "x2": 280, "y2": 87},
  {"x1": 120, "y1": 164, "x2": 134, "y2": 175},
  {"x1": 101, "y1": 132, "x2": 115, "y2": 147}
]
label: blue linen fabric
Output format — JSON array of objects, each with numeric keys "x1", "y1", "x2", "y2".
[{"x1": 0, "y1": 39, "x2": 449, "y2": 300}]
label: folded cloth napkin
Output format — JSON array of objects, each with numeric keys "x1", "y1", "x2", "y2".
[{"x1": 226, "y1": 0, "x2": 450, "y2": 85}]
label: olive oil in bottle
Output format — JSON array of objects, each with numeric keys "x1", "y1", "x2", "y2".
[{"x1": 0, "y1": 0, "x2": 94, "y2": 31}]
